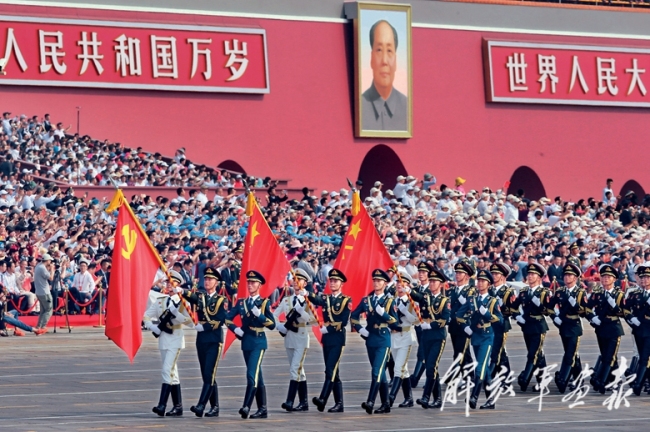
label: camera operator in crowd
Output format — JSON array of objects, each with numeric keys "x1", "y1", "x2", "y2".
[{"x1": 34, "y1": 254, "x2": 55, "y2": 330}]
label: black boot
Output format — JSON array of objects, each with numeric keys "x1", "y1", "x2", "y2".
[
  {"x1": 374, "y1": 382, "x2": 391, "y2": 414},
  {"x1": 292, "y1": 381, "x2": 309, "y2": 411},
  {"x1": 190, "y1": 383, "x2": 212, "y2": 417},
  {"x1": 328, "y1": 381, "x2": 344, "y2": 412},
  {"x1": 595, "y1": 364, "x2": 612, "y2": 395},
  {"x1": 205, "y1": 385, "x2": 219, "y2": 417},
  {"x1": 632, "y1": 362, "x2": 648, "y2": 396},
  {"x1": 152, "y1": 383, "x2": 172, "y2": 416},
  {"x1": 410, "y1": 360, "x2": 425, "y2": 388},
  {"x1": 518, "y1": 361, "x2": 535, "y2": 392},
  {"x1": 166, "y1": 384, "x2": 183, "y2": 416},
  {"x1": 313, "y1": 381, "x2": 333, "y2": 412},
  {"x1": 555, "y1": 360, "x2": 572, "y2": 394},
  {"x1": 590, "y1": 356, "x2": 602, "y2": 391},
  {"x1": 361, "y1": 381, "x2": 380, "y2": 414},
  {"x1": 399, "y1": 378, "x2": 414, "y2": 407},
  {"x1": 480, "y1": 385, "x2": 495, "y2": 410},
  {"x1": 239, "y1": 384, "x2": 257, "y2": 419},
  {"x1": 627, "y1": 355, "x2": 639, "y2": 377},
  {"x1": 416, "y1": 377, "x2": 434, "y2": 408},
  {"x1": 388, "y1": 377, "x2": 402, "y2": 407},
  {"x1": 469, "y1": 377, "x2": 482, "y2": 409},
  {"x1": 281, "y1": 380, "x2": 299, "y2": 411},
  {"x1": 250, "y1": 385, "x2": 268, "y2": 419},
  {"x1": 429, "y1": 379, "x2": 442, "y2": 408}
]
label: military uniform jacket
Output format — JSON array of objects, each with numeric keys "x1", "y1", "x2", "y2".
[
  {"x1": 490, "y1": 284, "x2": 516, "y2": 333},
  {"x1": 410, "y1": 290, "x2": 450, "y2": 342},
  {"x1": 512, "y1": 285, "x2": 552, "y2": 335},
  {"x1": 586, "y1": 286, "x2": 625, "y2": 338},
  {"x1": 308, "y1": 292, "x2": 351, "y2": 347},
  {"x1": 456, "y1": 294, "x2": 502, "y2": 344},
  {"x1": 413, "y1": 283, "x2": 429, "y2": 338},
  {"x1": 624, "y1": 288, "x2": 650, "y2": 338},
  {"x1": 448, "y1": 284, "x2": 477, "y2": 334},
  {"x1": 273, "y1": 294, "x2": 317, "y2": 349},
  {"x1": 182, "y1": 290, "x2": 228, "y2": 345},
  {"x1": 391, "y1": 295, "x2": 418, "y2": 348},
  {"x1": 143, "y1": 294, "x2": 193, "y2": 350},
  {"x1": 351, "y1": 294, "x2": 399, "y2": 348},
  {"x1": 549, "y1": 285, "x2": 587, "y2": 337},
  {"x1": 226, "y1": 296, "x2": 276, "y2": 351}
]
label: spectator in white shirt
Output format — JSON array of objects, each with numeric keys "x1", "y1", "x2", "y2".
[
  {"x1": 69, "y1": 259, "x2": 96, "y2": 314},
  {"x1": 602, "y1": 178, "x2": 613, "y2": 202},
  {"x1": 196, "y1": 184, "x2": 209, "y2": 206}
]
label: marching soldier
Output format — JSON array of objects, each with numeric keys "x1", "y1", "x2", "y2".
[
  {"x1": 226, "y1": 270, "x2": 276, "y2": 419},
  {"x1": 488, "y1": 263, "x2": 516, "y2": 381},
  {"x1": 512, "y1": 262, "x2": 553, "y2": 392},
  {"x1": 307, "y1": 268, "x2": 351, "y2": 413},
  {"x1": 586, "y1": 264, "x2": 625, "y2": 394},
  {"x1": 625, "y1": 263, "x2": 650, "y2": 396},
  {"x1": 457, "y1": 270, "x2": 502, "y2": 409},
  {"x1": 448, "y1": 260, "x2": 477, "y2": 377},
  {"x1": 549, "y1": 263, "x2": 588, "y2": 394},
  {"x1": 274, "y1": 268, "x2": 317, "y2": 412},
  {"x1": 410, "y1": 262, "x2": 432, "y2": 389},
  {"x1": 410, "y1": 268, "x2": 450, "y2": 409},
  {"x1": 387, "y1": 272, "x2": 419, "y2": 408},
  {"x1": 567, "y1": 243, "x2": 581, "y2": 269},
  {"x1": 351, "y1": 269, "x2": 400, "y2": 415},
  {"x1": 176, "y1": 267, "x2": 228, "y2": 417},
  {"x1": 143, "y1": 270, "x2": 194, "y2": 417}
]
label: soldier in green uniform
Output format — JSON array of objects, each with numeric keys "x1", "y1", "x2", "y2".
[
  {"x1": 567, "y1": 243, "x2": 581, "y2": 269},
  {"x1": 226, "y1": 270, "x2": 276, "y2": 419},
  {"x1": 586, "y1": 264, "x2": 625, "y2": 394},
  {"x1": 307, "y1": 268, "x2": 351, "y2": 413},
  {"x1": 549, "y1": 263, "x2": 589, "y2": 394},
  {"x1": 410, "y1": 262, "x2": 432, "y2": 389},
  {"x1": 176, "y1": 266, "x2": 228, "y2": 417},
  {"x1": 448, "y1": 261, "x2": 477, "y2": 377},
  {"x1": 625, "y1": 264, "x2": 650, "y2": 395},
  {"x1": 410, "y1": 268, "x2": 450, "y2": 409},
  {"x1": 488, "y1": 263, "x2": 516, "y2": 382},
  {"x1": 351, "y1": 269, "x2": 400, "y2": 415}
]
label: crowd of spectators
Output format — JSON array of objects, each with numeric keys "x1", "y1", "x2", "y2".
[{"x1": 1, "y1": 111, "x2": 650, "y2": 337}]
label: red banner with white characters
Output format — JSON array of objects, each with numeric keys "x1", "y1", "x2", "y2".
[
  {"x1": 483, "y1": 39, "x2": 650, "y2": 107},
  {"x1": 0, "y1": 16, "x2": 269, "y2": 94}
]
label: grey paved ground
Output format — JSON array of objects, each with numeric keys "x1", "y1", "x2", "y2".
[{"x1": 1, "y1": 325, "x2": 649, "y2": 432}]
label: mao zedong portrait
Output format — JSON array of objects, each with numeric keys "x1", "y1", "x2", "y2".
[{"x1": 361, "y1": 19, "x2": 408, "y2": 131}]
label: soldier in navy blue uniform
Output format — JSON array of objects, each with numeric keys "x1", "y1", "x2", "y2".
[
  {"x1": 177, "y1": 267, "x2": 228, "y2": 417},
  {"x1": 307, "y1": 268, "x2": 351, "y2": 413},
  {"x1": 548, "y1": 263, "x2": 588, "y2": 394},
  {"x1": 410, "y1": 261, "x2": 432, "y2": 389},
  {"x1": 457, "y1": 270, "x2": 503, "y2": 409},
  {"x1": 488, "y1": 263, "x2": 516, "y2": 382},
  {"x1": 410, "y1": 268, "x2": 450, "y2": 409},
  {"x1": 226, "y1": 270, "x2": 276, "y2": 419},
  {"x1": 586, "y1": 264, "x2": 625, "y2": 394},
  {"x1": 512, "y1": 262, "x2": 553, "y2": 392},
  {"x1": 448, "y1": 260, "x2": 477, "y2": 378},
  {"x1": 625, "y1": 264, "x2": 650, "y2": 396},
  {"x1": 351, "y1": 269, "x2": 400, "y2": 415}
]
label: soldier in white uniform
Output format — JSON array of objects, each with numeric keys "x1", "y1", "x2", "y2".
[
  {"x1": 388, "y1": 272, "x2": 419, "y2": 408},
  {"x1": 274, "y1": 268, "x2": 317, "y2": 412},
  {"x1": 143, "y1": 270, "x2": 194, "y2": 417}
]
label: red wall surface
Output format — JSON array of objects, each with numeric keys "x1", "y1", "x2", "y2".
[{"x1": 0, "y1": 4, "x2": 648, "y2": 201}]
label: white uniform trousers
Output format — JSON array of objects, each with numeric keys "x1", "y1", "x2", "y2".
[
  {"x1": 392, "y1": 345, "x2": 413, "y2": 379},
  {"x1": 286, "y1": 347, "x2": 308, "y2": 381},
  {"x1": 161, "y1": 348, "x2": 182, "y2": 385}
]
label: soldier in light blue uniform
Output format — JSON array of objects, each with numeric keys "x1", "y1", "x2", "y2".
[
  {"x1": 226, "y1": 270, "x2": 276, "y2": 419},
  {"x1": 351, "y1": 269, "x2": 400, "y2": 415},
  {"x1": 456, "y1": 269, "x2": 503, "y2": 409}
]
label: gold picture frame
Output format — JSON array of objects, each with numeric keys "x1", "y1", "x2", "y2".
[{"x1": 354, "y1": 2, "x2": 412, "y2": 138}]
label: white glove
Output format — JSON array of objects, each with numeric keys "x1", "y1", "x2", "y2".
[
  {"x1": 464, "y1": 327, "x2": 473, "y2": 336},
  {"x1": 152, "y1": 326, "x2": 161, "y2": 335},
  {"x1": 277, "y1": 323, "x2": 287, "y2": 334},
  {"x1": 516, "y1": 315, "x2": 526, "y2": 325},
  {"x1": 553, "y1": 317, "x2": 562, "y2": 326},
  {"x1": 405, "y1": 286, "x2": 411, "y2": 294},
  {"x1": 420, "y1": 322, "x2": 432, "y2": 330},
  {"x1": 607, "y1": 295, "x2": 616, "y2": 308},
  {"x1": 144, "y1": 321, "x2": 153, "y2": 331},
  {"x1": 320, "y1": 326, "x2": 329, "y2": 334},
  {"x1": 251, "y1": 306, "x2": 261, "y2": 317},
  {"x1": 398, "y1": 303, "x2": 408, "y2": 313},
  {"x1": 532, "y1": 296, "x2": 541, "y2": 307},
  {"x1": 195, "y1": 323, "x2": 204, "y2": 332},
  {"x1": 375, "y1": 304, "x2": 385, "y2": 315},
  {"x1": 359, "y1": 327, "x2": 370, "y2": 337},
  {"x1": 479, "y1": 305, "x2": 487, "y2": 315},
  {"x1": 294, "y1": 303, "x2": 305, "y2": 314},
  {"x1": 631, "y1": 317, "x2": 641, "y2": 327},
  {"x1": 568, "y1": 296, "x2": 576, "y2": 307},
  {"x1": 174, "y1": 287, "x2": 184, "y2": 294},
  {"x1": 169, "y1": 301, "x2": 180, "y2": 316},
  {"x1": 459, "y1": 295, "x2": 467, "y2": 305},
  {"x1": 498, "y1": 298, "x2": 504, "y2": 307},
  {"x1": 234, "y1": 327, "x2": 244, "y2": 337},
  {"x1": 299, "y1": 289, "x2": 308, "y2": 297},
  {"x1": 591, "y1": 316, "x2": 602, "y2": 326}
]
